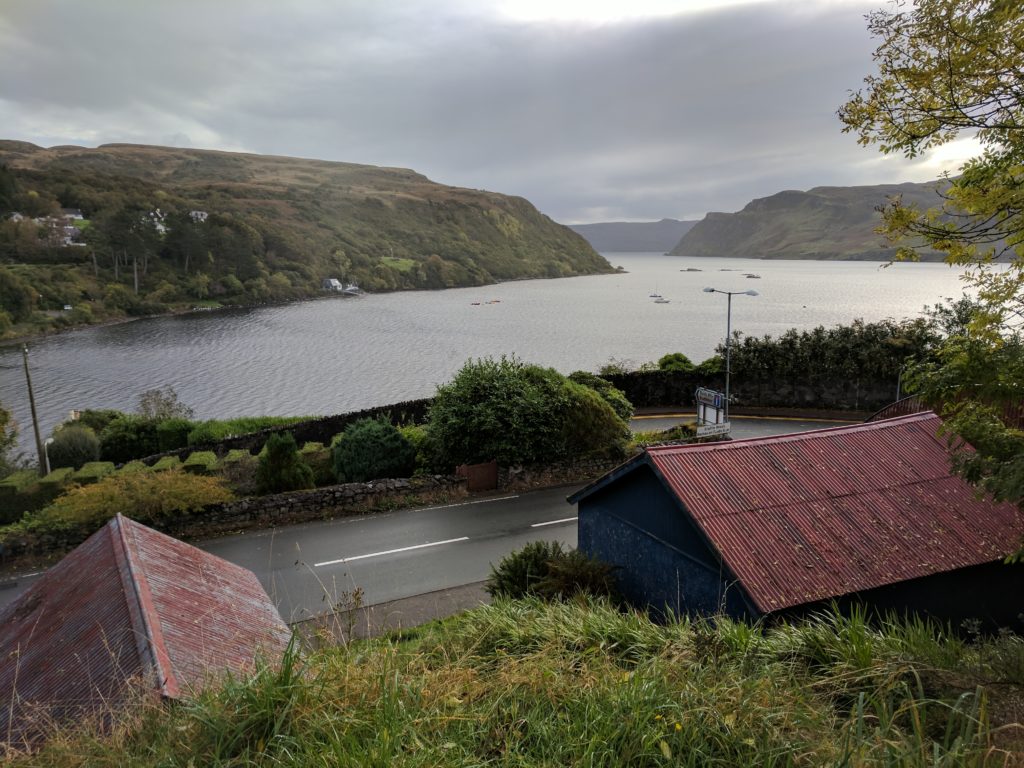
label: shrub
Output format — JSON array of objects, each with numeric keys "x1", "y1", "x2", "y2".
[
  {"x1": 116, "y1": 461, "x2": 148, "y2": 474},
  {"x1": 560, "y1": 382, "x2": 630, "y2": 459},
  {"x1": 26, "y1": 469, "x2": 233, "y2": 532},
  {"x1": 183, "y1": 451, "x2": 218, "y2": 475},
  {"x1": 485, "y1": 540, "x2": 566, "y2": 599},
  {"x1": 256, "y1": 432, "x2": 314, "y2": 494},
  {"x1": 46, "y1": 425, "x2": 100, "y2": 470},
  {"x1": 299, "y1": 442, "x2": 333, "y2": 486},
  {"x1": 152, "y1": 455, "x2": 183, "y2": 472},
  {"x1": 73, "y1": 409, "x2": 127, "y2": 435},
  {"x1": 72, "y1": 461, "x2": 115, "y2": 485},
  {"x1": 38, "y1": 466, "x2": 75, "y2": 492},
  {"x1": 568, "y1": 371, "x2": 635, "y2": 422},
  {"x1": 156, "y1": 418, "x2": 195, "y2": 452},
  {"x1": 332, "y1": 417, "x2": 417, "y2": 483},
  {"x1": 99, "y1": 415, "x2": 160, "y2": 463},
  {"x1": 219, "y1": 451, "x2": 258, "y2": 495},
  {"x1": 658, "y1": 352, "x2": 696, "y2": 373},
  {"x1": 398, "y1": 424, "x2": 432, "y2": 474},
  {"x1": 535, "y1": 549, "x2": 618, "y2": 601},
  {"x1": 0, "y1": 469, "x2": 37, "y2": 497},
  {"x1": 428, "y1": 356, "x2": 629, "y2": 471}
]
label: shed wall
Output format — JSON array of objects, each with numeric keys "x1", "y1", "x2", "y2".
[{"x1": 578, "y1": 466, "x2": 752, "y2": 618}]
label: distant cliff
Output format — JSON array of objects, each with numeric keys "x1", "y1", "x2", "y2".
[
  {"x1": 670, "y1": 182, "x2": 947, "y2": 260},
  {"x1": 569, "y1": 218, "x2": 697, "y2": 253}
]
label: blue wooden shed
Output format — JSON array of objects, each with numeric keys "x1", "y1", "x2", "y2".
[{"x1": 570, "y1": 413, "x2": 1024, "y2": 627}]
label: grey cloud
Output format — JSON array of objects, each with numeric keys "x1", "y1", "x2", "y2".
[{"x1": 0, "y1": 1, "x2": 947, "y2": 223}]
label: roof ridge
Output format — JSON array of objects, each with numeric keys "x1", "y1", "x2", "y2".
[{"x1": 110, "y1": 515, "x2": 181, "y2": 699}]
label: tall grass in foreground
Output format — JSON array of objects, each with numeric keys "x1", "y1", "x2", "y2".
[{"x1": 7, "y1": 598, "x2": 1023, "y2": 766}]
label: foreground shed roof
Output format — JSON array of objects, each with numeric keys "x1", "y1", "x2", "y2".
[
  {"x1": 0, "y1": 515, "x2": 291, "y2": 747},
  {"x1": 574, "y1": 413, "x2": 1024, "y2": 614}
]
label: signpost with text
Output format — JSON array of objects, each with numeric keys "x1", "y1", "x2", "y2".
[{"x1": 694, "y1": 387, "x2": 730, "y2": 437}]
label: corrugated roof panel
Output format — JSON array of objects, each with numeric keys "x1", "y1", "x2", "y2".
[
  {"x1": 0, "y1": 516, "x2": 291, "y2": 748},
  {"x1": 647, "y1": 413, "x2": 1024, "y2": 613}
]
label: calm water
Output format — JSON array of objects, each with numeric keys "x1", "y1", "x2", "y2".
[{"x1": 1, "y1": 254, "x2": 970, "y2": 450}]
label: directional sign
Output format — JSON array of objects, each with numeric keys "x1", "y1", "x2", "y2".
[
  {"x1": 694, "y1": 387, "x2": 725, "y2": 409},
  {"x1": 695, "y1": 422, "x2": 731, "y2": 438}
]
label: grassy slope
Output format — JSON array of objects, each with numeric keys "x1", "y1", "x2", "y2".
[
  {"x1": 9, "y1": 598, "x2": 1022, "y2": 766},
  {"x1": 670, "y1": 182, "x2": 948, "y2": 261},
  {"x1": 0, "y1": 141, "x2": 612, "y2": 337}
]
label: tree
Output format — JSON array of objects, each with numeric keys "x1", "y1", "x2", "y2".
[
  {"x1": 839, "y1": 0, "x2": 1024, "y2": 330},
  {"x1": 841, "y1": 0, "x2": 1024, "y2": 512},
  {"x1": 0, "y1": 267, "x2": 37, "y2": 323},
  {"x1": 0, "y1": 403, "x2": 21, "y2": 479},
  {"x1": 137, "y1": 385, "x2": 195, "y2": 420},
  {"x1": 657, "y1": 352, "x2": 696, "y2": 373}
]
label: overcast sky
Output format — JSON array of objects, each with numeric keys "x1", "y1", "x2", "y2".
[{"x1": 0, "y1": 0, "x2": 974, "y2": 223}]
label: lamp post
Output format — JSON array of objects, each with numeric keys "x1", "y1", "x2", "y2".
[
  {"x1": 43, "y1": 438, "x2": 54, "y2": 476},
  {"x1": 702, "y1": 287, "x2": 758, "y2": 422}
]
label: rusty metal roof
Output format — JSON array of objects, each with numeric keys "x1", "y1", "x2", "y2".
[
  {"x1": 0, "y1": 515, "x2": 291, "y2": 748},
  {"x1": 637, "y1": 413, "x2": 1024, "y2": 613}
]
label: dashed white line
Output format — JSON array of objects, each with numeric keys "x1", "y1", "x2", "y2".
[
  {"x1": 531, "y1": 516, "x2": 578, "y2": 528},
  {"x1": 415, "y1": 495, "x2": 519, "y2": 512},
  {"x1": 314, "y1": 536, "x2": 470, "y2": 567}
]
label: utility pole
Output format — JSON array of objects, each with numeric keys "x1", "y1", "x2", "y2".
[{"x1": 22, "y1": 345, "x2": 46, "y2": 476}]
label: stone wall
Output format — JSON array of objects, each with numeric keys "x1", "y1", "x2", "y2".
[
  {"x1": 0, "y1": 474, "x2": 465, "y2": 561},
  {"x1": 499, "y1": 455, "x2": 627, "y2": 492}
]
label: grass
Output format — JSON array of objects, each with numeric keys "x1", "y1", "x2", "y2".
[
  {"x1": 6, "y1": 598, "x2": 1022, "y2": 765},
  {"x1": 381, "y1": 255, "x2": 418, "y2": 272}
]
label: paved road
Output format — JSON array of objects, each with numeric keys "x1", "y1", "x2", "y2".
[
  {"x1": 0, "y1": 416, "x2": 850, "y2": 621},
  {"x1": 201, "y1": 486, "x2": 579, "y2": 623},
  {"x1": 631, "y1": 413, "x2": 855, "y2": 439}
]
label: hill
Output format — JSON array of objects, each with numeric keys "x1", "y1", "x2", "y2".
[
  {"x1": 0, "y1": 142, "x2": 612, "y2": 338},
  {"x1": 670, "y1": 181, "x2": 947, "y2": 260},
  {"x1": 569, "y1": 218, "x2": 697, "y2": 252}
]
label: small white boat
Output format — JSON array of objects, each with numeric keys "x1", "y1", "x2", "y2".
[{"x1": 654, "y1": 297, "x2": 670, "y2": 304}]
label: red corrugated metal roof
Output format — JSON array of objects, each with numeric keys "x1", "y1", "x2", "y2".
[
  {"x1": 0, "y1": 515, "x2": 291, "y2": 749},
  {"x1": 645, "y1": 413, "x2": 1024, "y2": 614}
]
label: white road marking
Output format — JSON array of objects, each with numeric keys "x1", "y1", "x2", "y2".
[
  {"x1": 416, "y1": 495, "x2": 519, "y2": 512},
  {"x1": 314, "y1": 536, "x2": 470, "y2": 567},
  {"x1": 531, "y1": 516, "x2": 578, "y2": 528}
]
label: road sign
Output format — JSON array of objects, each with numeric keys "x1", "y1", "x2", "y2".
[
  {"x1": 694, "y1": 387, "x2": 725, "y2": 409},
  {"x1": 695, "y1": 422, "x2": 731, "y2": 437}
]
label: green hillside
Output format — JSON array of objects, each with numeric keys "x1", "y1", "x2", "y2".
[
  {"x1": 0, "y1": 142, "x2": 611, "y2": 338},
  {"x1": 670, "y1": 181, "x2": 947, "y2": 260},
  {"x1": 7, "y1": 598, "x2": 1022, "y2": 764}
]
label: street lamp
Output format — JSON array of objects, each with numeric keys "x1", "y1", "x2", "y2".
[
  {"x1": 43, "y1": 437, "x2": 54, "y2": 476},
  {"x1": 702, "y1": 287, "x2": 758, "y2": 422}
]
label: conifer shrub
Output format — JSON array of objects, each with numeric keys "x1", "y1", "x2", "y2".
[
  {"x1": 331, "y1": 417, "x2": 417, "y2": 483},
  {"x1": 486, "y1": 540, "x2": 566, "y2": 599},
  {"x1": 219, "y1": 450, "x2": 258, "y2": 496},
  {"x1": 486, "y1": 541, "x2": 619, "y2": 601},
  {"x1": 99, "y1": 415, "x2": 160, "y2": 463},
  {"x1": 38, "y1": 466, "x2": 74, "y2": 492},
  {"x1": 256, "y1": 431, "x2": 314, "y2": 494},
  {"x1": 152, "y1": 455, "x2": 182, "y2": 471},
  {"x1": 46, "y1": 425, "x2": 100, "y2": 470}
]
